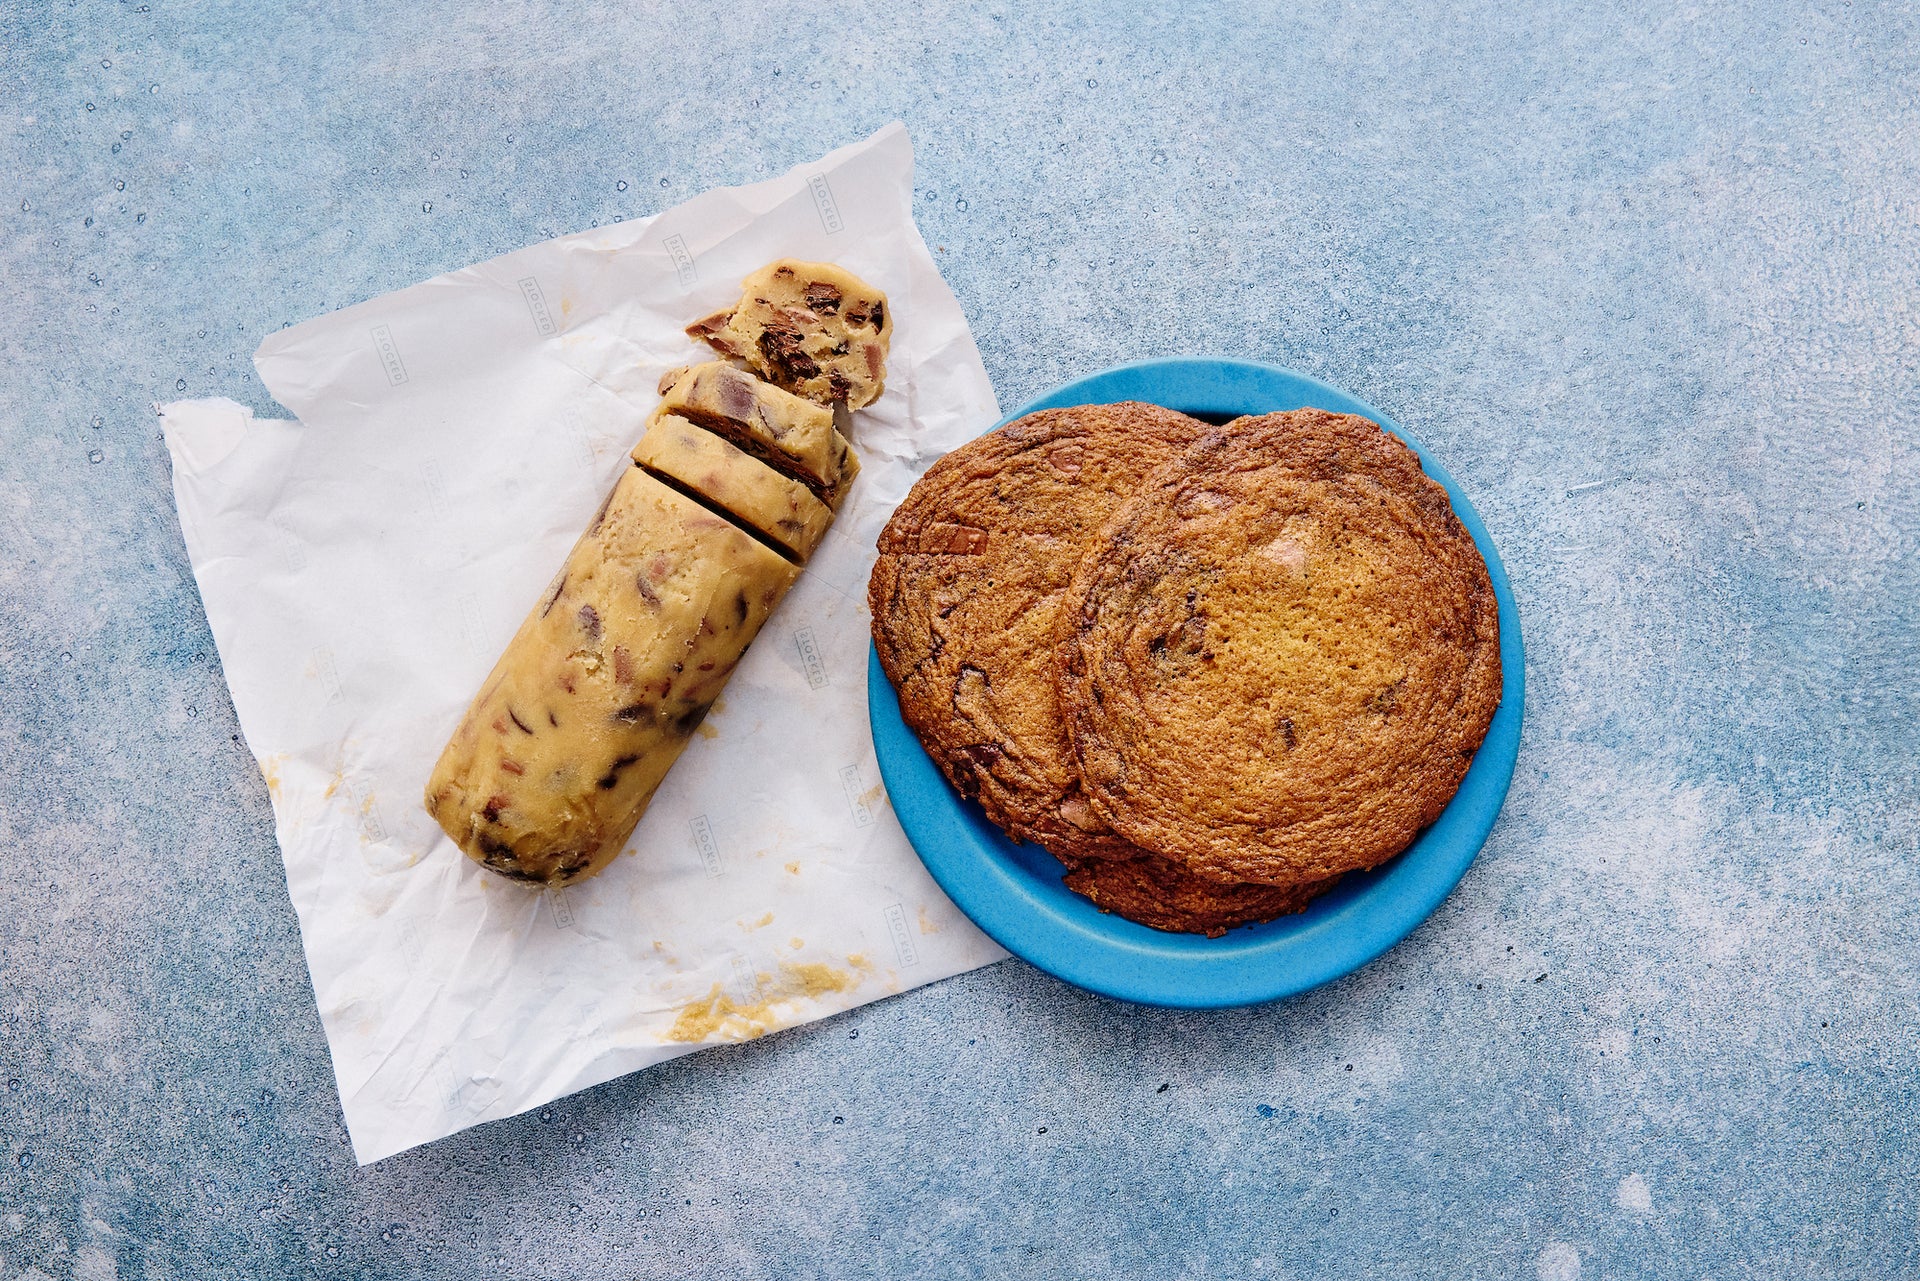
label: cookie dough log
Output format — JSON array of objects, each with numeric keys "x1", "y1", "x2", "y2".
[
  {"x1": 685, "y1": 260, "x2": 892, "y2": 409},
  {"x1": 632, "y1": 414, "x2": 834, "y2": 561},
  {"x1": 424, "y1": 467, "x2": 799, "y2": 885},
  {"x1": 653, "y1": 361, "x2": 857, "y2": 505}
]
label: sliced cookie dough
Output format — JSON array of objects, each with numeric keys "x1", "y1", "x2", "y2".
[
  {"x1": 633, "y1": 414, "x2": 833, "y2": 562},
  {"x1": 654, "y1": 360, "x2": 858, "y2": 506},
  {"x1": 1059, "y1": 409, "x2": 1503, "y2": 888},
  {"x1": 687, "y1": 260, "x2": 892, "y2": 409},
  {"x1": 427, "y1": 258, "x2": 896, "y2": 888},
  {"x1": 425, "y1": 467, "x2": 799, "y2": 886}
]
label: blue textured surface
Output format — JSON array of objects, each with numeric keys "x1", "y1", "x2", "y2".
[
  {"x1": 3, "y1": 3, "x2": 1918, "y2": 1278},
  {"x1": 870, "y1": 359, "x2": 1526, "y2": 1009}
]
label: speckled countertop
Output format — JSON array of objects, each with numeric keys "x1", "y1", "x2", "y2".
[{"x1": 3, "y1": 3, "x2": 1917, "y2": 1278}]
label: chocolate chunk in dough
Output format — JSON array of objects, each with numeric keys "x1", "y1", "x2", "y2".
[
  {"x1": 654, "y1": 361, "x2": 857, "y2": 506},
  {"x1": 632, "y1": 414, "x2": 833, "y2": 561},
  {"x1": 686, "y1": 260, "x2": 892, "y2": 409},
  {"x1": 425, "y1": 467, "x2": 799, "y2": 885}
]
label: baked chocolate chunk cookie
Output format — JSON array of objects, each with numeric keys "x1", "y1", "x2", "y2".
[
  {"x1": 870, "y1": 402, "x2": 1212, "y2": 862},
  {"x1": 687, "y1": 260, "x2": 892, "y2": 409},
  {"x1": 1059, "y1": 409, "x2": 1502, "y2": 887},
  {"x1": 872, "y1": 402, "x2": 1335, "y2": 934}
]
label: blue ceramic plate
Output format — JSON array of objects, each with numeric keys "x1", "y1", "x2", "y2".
[{"x1": 868, "y1": 358, "x2": 1523, "y2": 1008}]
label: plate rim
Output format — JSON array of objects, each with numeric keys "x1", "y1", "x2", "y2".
[{"x1": 867, "y1": 356, "x2": 1525, "y2": 1008}]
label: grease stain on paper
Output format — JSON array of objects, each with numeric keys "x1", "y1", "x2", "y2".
[
  {"x1": 662, "y1": 959, "x2": 869, "y2": 1044},
  {"x1": 258, "y1": 753, "x2": 286, "y2": 802}
]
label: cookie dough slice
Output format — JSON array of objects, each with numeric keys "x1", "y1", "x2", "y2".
[
  {"x1": 1059, "y1": 410, "x2": 1502, "y2": 888},
  {"x1": 654, "y1": 361, "x2": 857, "y2": 506},
  {"x1": 686, "y1": 260, "x2": 892, "y2": 409},
  {"x1": 632, "y1": 414, "x2": 833, "y2": 562},
  {"x1": 425, "y1": 466, "x2": 799, "y2": 885}
]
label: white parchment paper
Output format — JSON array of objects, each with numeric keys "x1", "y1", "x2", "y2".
[{"x1": 159, "y1": 124, "x2": 1007, "y2": 1165}]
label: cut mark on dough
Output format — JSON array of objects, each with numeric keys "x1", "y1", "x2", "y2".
[
  {"x1": 669, "y1": 405, "x2": 836, "y2": 502},
  {"x1": 633, "y1": 460, "x2": 805, "y2": 566}
]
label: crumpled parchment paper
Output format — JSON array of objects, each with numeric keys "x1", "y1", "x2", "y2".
[{"x1": 160, "y1": 123, "x2": 1008, "y2": 1165}]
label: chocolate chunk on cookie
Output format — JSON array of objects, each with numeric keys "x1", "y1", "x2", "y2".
[
  {"x1": 686, "y1": 260, "x2": 892, "y2": 409},
  {"x1": 1059, "y1": 410, "x2": 1502, "y2": 887}
]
